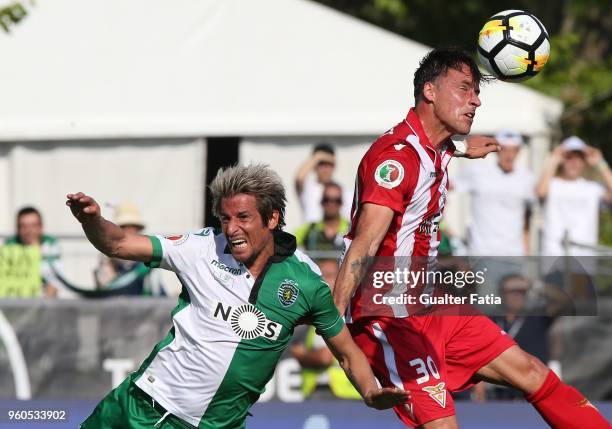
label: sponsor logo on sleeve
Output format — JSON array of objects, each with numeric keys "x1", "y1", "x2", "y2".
[
  {"x1": 277, "y1": 280, "x2": 299, "y2": 307},
  {"x1": 165, "y1": 234, "x2": 189, "y2": 246},
  {"x1": 374, "y1": 160, "x2": 404, "y2": 189},
  {"x1": 194, "y1": 228, "x2": 212, "y2": 237}
]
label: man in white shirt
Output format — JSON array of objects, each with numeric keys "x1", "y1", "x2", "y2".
[
  {"x1": 294, "y1": 143, "x2": 351, "y2": 223},
  {"x1": 453, "y1": 130, "x2": 535, "y2": 256},
  {"x1": 537, "y1": 136, "x2": 612, "y2": 256}
]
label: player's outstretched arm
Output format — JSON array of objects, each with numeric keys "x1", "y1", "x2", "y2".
[
  {"x1": 325, "y1": 326, "x2": 409, "y2": 409},
  {"x1": 333, "y1": 203, "x2": 393, "y2": 315},
  {"x1": 66, "y1": 192, "x2": 153, "y2": 262}
]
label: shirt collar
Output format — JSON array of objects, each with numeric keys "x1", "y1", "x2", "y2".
[
  {"x1": 405, "y1": 108, "x2": 453, "y2": 153},
  {"x1": 405, "y1": 108, "x2": 435, "y2": 152},
  {"x1": 271, "y1": 230, "x2": 297, "y2": 261}
]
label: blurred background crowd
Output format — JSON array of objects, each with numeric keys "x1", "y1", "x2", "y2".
[{"x1": 0, "y1": 0, "x2": 611, "y2": 408}]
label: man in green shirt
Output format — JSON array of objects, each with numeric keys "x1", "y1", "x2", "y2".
[{"x1": 4, "y1": 206, "x2": 62, "y2": 297}]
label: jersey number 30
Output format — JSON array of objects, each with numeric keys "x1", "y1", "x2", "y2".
[{"x1": 409, "y1": 356, "x2": 440, "y2": 385}]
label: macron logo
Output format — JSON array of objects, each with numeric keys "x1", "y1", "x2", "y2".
[
  {"x1": 394, "y1": 144, "x2": 406, "y2": 151},
  {"x1": 211, "y1": 259, "x2": 242, "y2": 276}
]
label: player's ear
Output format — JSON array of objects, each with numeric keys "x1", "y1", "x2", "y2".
[
  {"x1": 422, "y1": 81, "x2": 436, "y2": 103},
  {"x1": 267, "y1": 210, "x2": 279, "y2": 230}
]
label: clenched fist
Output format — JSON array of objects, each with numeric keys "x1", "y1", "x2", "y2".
[{"x1": 66, "y1": 192, "x2": 101, "y2": 224}]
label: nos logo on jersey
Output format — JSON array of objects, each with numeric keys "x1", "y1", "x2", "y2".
[{"x1": 212, "y1": 302, "x2": 282, "y2": 341}]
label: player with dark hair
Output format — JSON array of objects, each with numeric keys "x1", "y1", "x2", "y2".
[
  {"x1": 69, "y1": 164, "x2": 408, "y2": 429},
  {"x1": 334, "y1": 48, "x2": 609, "y2": 428}
]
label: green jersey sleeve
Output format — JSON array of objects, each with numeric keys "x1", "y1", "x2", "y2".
[{"x1": 309, "y1": 281, "x2": 344, "y2": 339}]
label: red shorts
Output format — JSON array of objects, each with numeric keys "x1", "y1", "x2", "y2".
[{"x1": 348, "y1": 314, "x2": 516, "y2": 427}]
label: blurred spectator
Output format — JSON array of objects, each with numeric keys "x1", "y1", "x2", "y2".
[
  {"x1": 94, "y1": 202, "x2": 164, "y2": 296},
  {"x1": 493, "y1": 274, "x2": 552, "y2": 363},
  {"x1": 294, "y1": 182, "x2": 349, "y2": 253},
  {"x1": 537, "y1": 136, "x2": 612, "y2": 256},
  {"x1": 294, "y1": 142, "x2": 351, "y2": 222},
  {"x1": 290, "y1": 258, "x2": 359, "y2": 400},
  {"x1": 487, "y1": 274, "x2": 555, "y2": 400},
  {"x1": 3, "y1": 206, "x2": 62, "y2": 297},
  {"x1": 438, "y1": 221, "x2": 465, "y2": 257},
  {"x1": 453, "y1": 130, "x2": 534, "y2": 256}
]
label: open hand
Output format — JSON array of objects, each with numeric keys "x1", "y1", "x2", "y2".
[
  {"x1": 585, "y1": 147, "x2": 604, "y2": 166},
  {"x1": 465, "y1": 135, "x2": 501, "y2": 159},
  {"x1": 66, "y1": 192, "x2": 101, "y2": 224},
  {"x1": 364, "y1": 387, "x2": 411, "y2": 410}
]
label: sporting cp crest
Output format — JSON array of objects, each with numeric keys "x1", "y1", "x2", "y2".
[{"x1": 278, "y1": 280, "x2": 299, "y2": 307}]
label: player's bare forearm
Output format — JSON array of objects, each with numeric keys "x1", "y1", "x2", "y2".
[
  {"x1": 334, "y1": 240, "x2": 373, "y2": 315},
  {"x1": 326, "y1": 327, "x2": 409, "y2": 409},
  {"x1": 83, "y1": 216, "x2": 128, "y2": 257},
  {"x1": 66, "y1": 192, "x2": 153, "y2": 262},
  {"x1": 334, "y1": 203, "x2": 394, "y2": 314},
  {"x1": 336, "y1": 342, "x2": 377, "y2": 398}
]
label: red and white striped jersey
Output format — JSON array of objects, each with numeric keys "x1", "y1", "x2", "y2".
[{"x1": 344, "y1": 108, "x2": 455, "y2": 321}]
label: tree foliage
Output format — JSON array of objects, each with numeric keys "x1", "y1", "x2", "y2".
[
  {"x1": 315, "y1": 0, "x2": 612, "y2": 156},
  {"x1": 0, "y1": 1, "x2": 31, "y2": 34}
]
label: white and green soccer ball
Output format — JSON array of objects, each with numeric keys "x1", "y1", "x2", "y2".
[{"x1": 477, "y1": 10, "x2": 550, "y2": 81}]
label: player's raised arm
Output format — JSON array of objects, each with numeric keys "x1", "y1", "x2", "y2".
[
  {"x1": 66, "y1": 192, "x2": 153, "y2": 262},
  {"x1": 324, "y1": 326, "x2": 410, "y2": 409},
  {"x1": 333, "y1": 203, "x2": 394, "y2": 315}
]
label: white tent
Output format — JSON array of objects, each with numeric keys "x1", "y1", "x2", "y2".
[
  {"x1": 0, "y1": 0, "x2": 561, "y2": 139},
  {"x1": 0, "y1": 0, "x2": 562, "y2": 289}
]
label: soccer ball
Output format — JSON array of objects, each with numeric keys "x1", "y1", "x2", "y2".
[{"x1": 477, "y1": 10, "x2": 550, "y2": 81}]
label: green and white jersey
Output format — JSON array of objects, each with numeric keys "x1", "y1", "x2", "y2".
[{"x1": 133, "y1": 228, "x2": 344, "y2": 428}]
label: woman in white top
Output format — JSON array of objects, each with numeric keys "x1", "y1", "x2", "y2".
[{"x1": 536, "y1": 136, "x2": 612, "y2": 256}]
